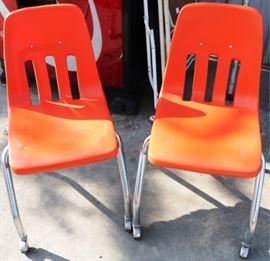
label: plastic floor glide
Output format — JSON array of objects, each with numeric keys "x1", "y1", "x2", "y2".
[
  {"x1": 2, "y1": 4, "x2": 132, "y2": 253},
  {"x1": 132, "y1": 3, "x2": 266, "y2": 259}
]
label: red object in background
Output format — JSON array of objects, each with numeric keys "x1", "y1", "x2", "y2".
[
  {"x1": 79, "y1": 0, "x2": 123, "y2": 88},
  {"x1": 0, "y1": 0, "x2": 123, "y2": 88},
  {"x1": 0, "y1": 1, "x2": 17, "y2": 56}
]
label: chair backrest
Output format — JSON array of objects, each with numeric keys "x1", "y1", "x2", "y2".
[
  {"x1": 161, "y1": 3, "x2": 263, "y2": 109},
  {"x1": 4, "y1": 4, "x2": 105, "y2": 108}
]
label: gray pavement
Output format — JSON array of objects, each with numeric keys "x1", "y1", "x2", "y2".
[{"x1": 0, "y1": 71, "x2": 269, "y2": 260}]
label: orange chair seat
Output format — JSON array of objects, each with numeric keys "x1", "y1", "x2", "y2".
[
  {"x1": 148, "y1": 94, "x2": 261, "y2": 178},
  {"x1": 9, "y1": 99, "x2": 118, "y2": 175}
]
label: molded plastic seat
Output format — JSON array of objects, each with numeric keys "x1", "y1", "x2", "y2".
[
  {"x1": 4, "y1": 4, "x2": 119, "y2": 175},
  {"x1": 149, "y1": 93, "x2": 261, "y2": 177},
  {"x1": 132, "y1": 4, "x2": 266, "y2": 258},
  {"x1": 2, "y1": 4, "x2": 132, "y2": 253},
  {"x1": 146, "y1": 3, "x2": 263, "y2": 178},
  {"x1": 9, "y1": 100, "x2": 118, "y2": 174}
]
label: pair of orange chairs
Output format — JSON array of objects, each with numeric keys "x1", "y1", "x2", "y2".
[{"x1": 1, "y1": 3, "x2": 266, "y2": 259}]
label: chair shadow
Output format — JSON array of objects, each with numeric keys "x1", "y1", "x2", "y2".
[
  {"x1": 158, "y1": 167, "x2": 227, "y2": 210},
  {"x1": 26, "y1": 248, "x2": 70, "y2": 261},
  {"x1": 44, "y1": 169, "x2": 269, "y2": 260},
  {"x1": 48, "y1": 172, "x2": 123, "y2": 228},
  {"x1": 140, "y1": 168, "x2": 270, "y2": 260},
  {"x1": 141, "y1": 201, "x2": 269, "y2": 261}
]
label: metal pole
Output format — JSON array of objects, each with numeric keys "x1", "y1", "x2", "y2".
[
  {"x1": 158, "y1": 0, "x2": 166, "y2": 75},
  {"x1": 143, "y1": 0, "x2": 158, "y2": 107},
  {"x1": 163, "y1": 0, "x2": 171, "y2": 58}
]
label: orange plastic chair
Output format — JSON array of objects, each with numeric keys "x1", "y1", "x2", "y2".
[
  {"x1": 132, "y1": 3, "x2": 265, "y2": 258},
  {"x1": 1, "y1": 4, "x2": 132, "y2": 253}
]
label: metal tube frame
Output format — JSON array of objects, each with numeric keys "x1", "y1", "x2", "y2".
[
  {"x1": 116, "y1": 133, "x2": 132, "y2": 231},
  {"x1": 239, "y1": 154, "x2": 266, "y2": 259},
  {"x1": 163, "y1": 0, "x2": 171, "y2": 57},
  {"x1": 150, "y1": 30, "x2": 158, "y2": 108},
  {"x1": 1, "y1": 146, "x2": 29, "y2": 253},
  {"x1": 0, "y1": 65, "x2": 8, "y2": 136},
  {"x1": 157, "y1": 0, "x2": 166, "y2": 75},
  {"x1": 143, "y1": 0, "x2": 159, "y2": 108},
  {"x1": 143, "y1": 0, "x2": 153, "y2": 86},
  {"x1": 1, "y1": 134, "x2": 132, "y2": 253},
  {"x1": 132, "y1": 136, "x2": 266, "y2": 258},
  {"x1": 132, "y1": 135, "x2": 150, "y2": 238}
]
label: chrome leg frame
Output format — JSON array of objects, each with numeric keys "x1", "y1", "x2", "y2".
[
  {"x1": 116, "y1": 134, "x2": 132, "y2": 231},
  {"x1": 240, "y1": 154, "x2": 266, "y2": 259},
  {"x1": 1, "y1": 146, "x2": 29, "y2": 253},
  {"x1": 132, "y1": 136, "x2": 150, "y2": 239}
]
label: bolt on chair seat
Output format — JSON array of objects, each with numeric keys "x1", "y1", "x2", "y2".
[
  {"x1": 132, "y1": 3, "x2": 266, "y2": 259},
  {"x1": 2, "y1": 4, "x2": 132, "y2": 254}
]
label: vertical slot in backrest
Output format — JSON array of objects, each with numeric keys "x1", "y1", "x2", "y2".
[
  {"x1": 4, "y1": 5, "x2": 107, "y2": 108},
  {"x1": 204, "y1": 55, "x2": 218, "y2": 102},
  {"x1": 183, "y1": 55, "x2": 195, "y2": 101},
  {"x1": 165, "y1": 4, "x2": 262, "y2": 109},
  {"x1": 25, "y1": 60, "x2": 39, "y2": 105},
  {"x1": 67, "y1": 55, "x2": 80, "y2": 99},
  {"x1": 45, "y1": 56, "x2": 59, "y2": 101},
  {"x1": 192, "y1": 52, "x2": 209, "y2": 102},
  {"x1": 226, "y1": 59, "x2": 240, "y2": 105}
]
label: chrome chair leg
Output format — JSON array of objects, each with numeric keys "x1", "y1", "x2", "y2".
[
  {"x1": 132, "y1": 136, "x2": 150, "y2": 239},
  {"x1": 116, "y1": 134, "x2": 132, "y2": 231},
  {"x1": 240, "y1": 154, "x2": 266, "y2": 259},
  {"x1": 1, "y1": 146, "x2": 29, "y2": 253}
]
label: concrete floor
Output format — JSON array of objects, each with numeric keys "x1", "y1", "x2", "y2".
[{"x1": 0, "y1": 71, "x2": 269, "y2": 261}]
